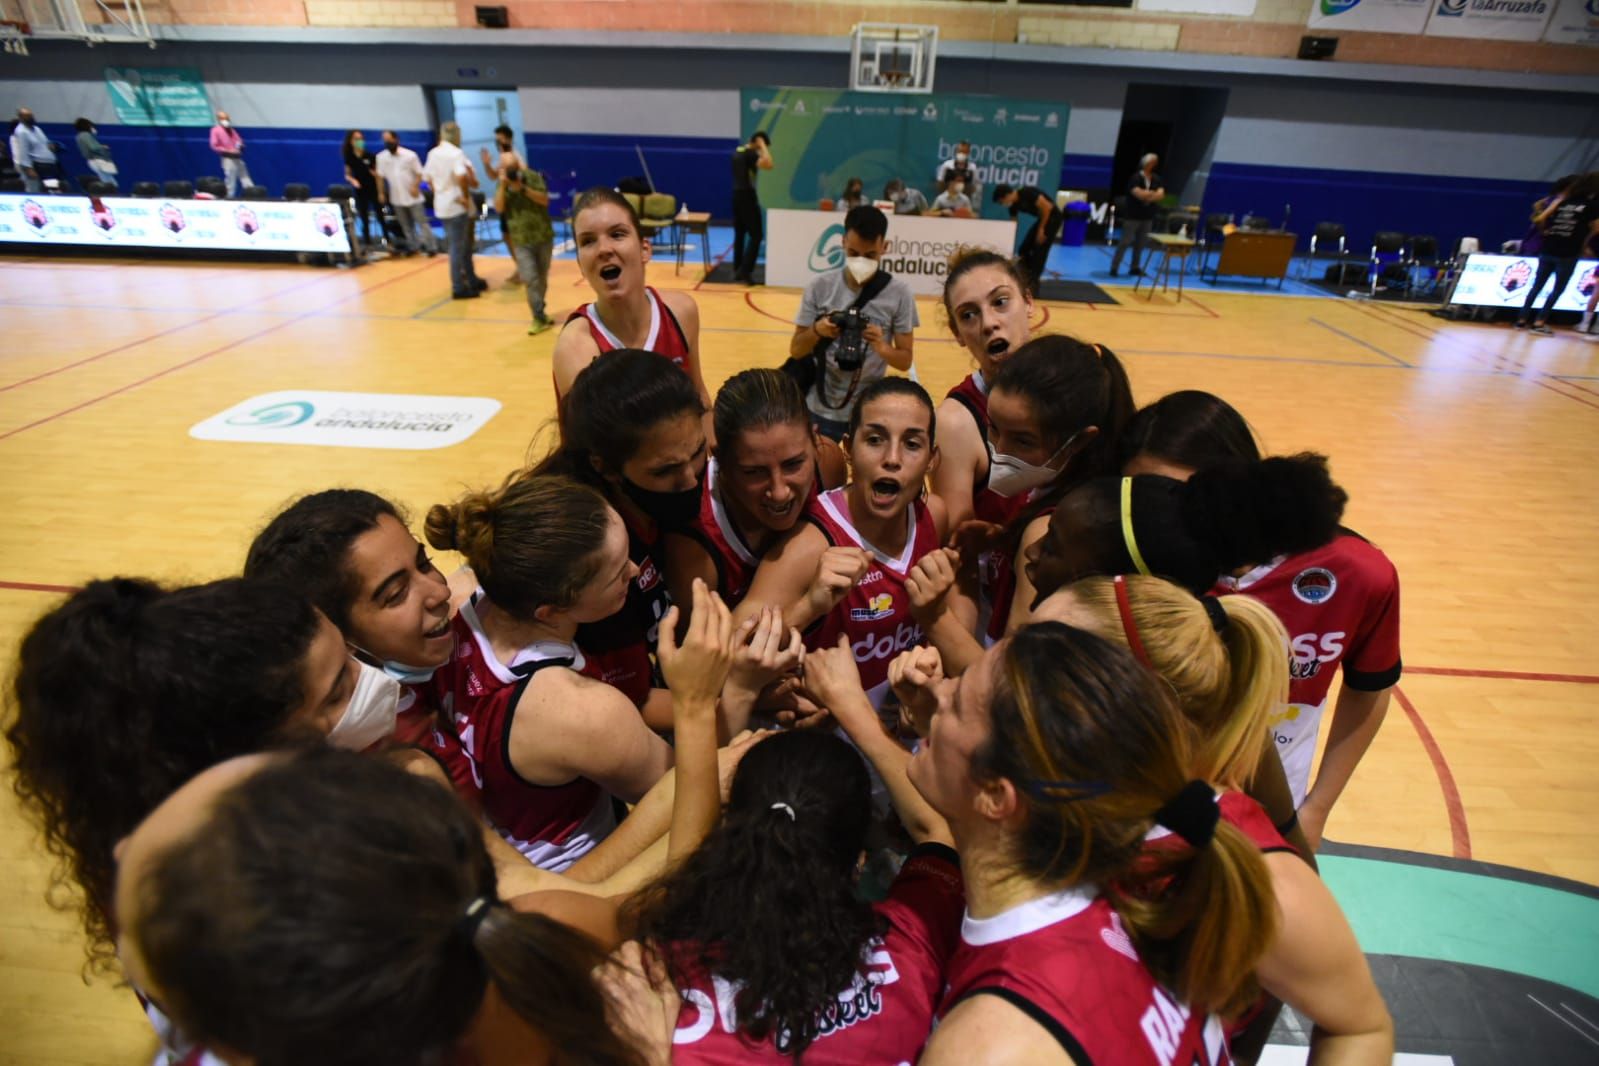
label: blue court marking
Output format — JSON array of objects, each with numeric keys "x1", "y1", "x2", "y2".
[{"x1": 1309, "y1": 317, "x2": 1412, "y2": 367}]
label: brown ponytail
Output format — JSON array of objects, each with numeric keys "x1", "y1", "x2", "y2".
[
  {"x1": 973, "y1": 623, "x2": 1276, "y2": 1016},
  {"x1": 425, "y1": 473, "x2": 611, "y2": 619}
]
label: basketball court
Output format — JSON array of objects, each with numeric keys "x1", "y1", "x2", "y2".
[{"x1": 3, "y1": 232, "x2": 1598, "y2": 1062}]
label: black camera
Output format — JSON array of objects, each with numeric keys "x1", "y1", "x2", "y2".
[{"x1": 828, "y1": 306, "x2": 871, "y2": 371}]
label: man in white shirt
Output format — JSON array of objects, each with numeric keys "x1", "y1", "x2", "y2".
[
  {"x1": 10, "y1": 108, "x2": 59, "y2": 193},
  {"x1": 423, "y1": 122, "x2": 483, "y2": 298},
  {"x1": 375, "y1": 130, "x2": 435, "y2": 256}
]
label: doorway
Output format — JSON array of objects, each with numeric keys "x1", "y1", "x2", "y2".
[
  {"x1": 429, "y1": 87, "x2": 526, "y2": 198},
  {"x1": 1110, "y1": 84, "x2": 1229, "y2": 212}
]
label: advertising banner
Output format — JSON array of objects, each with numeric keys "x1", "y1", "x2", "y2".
[
  {"x1": 104, "y1": 66, "x2": 214, "y2": 126},
  {"x1": 742, "y1": 87, "x2": 1067, "y2": 222},
  {"x1": 1448, "y1": 254, "x2": 1597, "y2": 313},
  {"x1": 0, "y1": 194, "x2": 353, "y2": 254},
  {"x1": 191, "y1": 391, "x2": 502, "y2": 450},
  {"x1": 1307, "y1": 0, "x2": 1432, "y2": 33},
  {"x1": 765, "y1": 208, "x2": 1016, "y2": 296},
  {"x1": 1423, "y1": 0, "x2": 1555, "y2": 39},
  {"x1": 1542, "y1": 0, "x2": 1599, "y2": 43}
]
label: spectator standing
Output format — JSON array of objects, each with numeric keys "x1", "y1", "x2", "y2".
[
  {"x1": 884, "y1": 177, "x2": 928, "y2": 215},
  {"x1": 1516, "y1": 170, "x2": 1599, "y2": 335},
  {"x1": 1110, "y1": 152, "x2": 1164, "y2": 277},
  {"x1": 374, "y1": 130, "x2": 435, "y2": 256},
  {"x1": 935, "y1": 140, "x2": 980, "y2": 205},
  {"x1": 730, "y1": 130, "x2": 773, "y2": 285},
  {"x1": 74, "y1": 118, "x2": 117, "y2": 190},
  {"x1": 993, "y1": 181, "x2": 1061, "y2": 289},
  {"x1": 480, "y1": 124, "x2": 523, "y2": 281},
  {"x1": 495, "y1": 151, "x2": 556, "y2": 335},
  {"x1": 208, "y1": 110, "x2": 252, "y2": 197},
  {"x1": 10, "y1": 108, "x2": 58, "y2": 193},
  {"x1": 424, "y1": 121, "x2": 484, "y2": 300},
  {"x1": 340, "y1": 130, "x2": 382, "y2": 250},
  {"x1": 788, "y1": 205, "x2": 919, "y2": 440},
  {"x1": 930, "y1": 177, "x2": 973, "y2": 217}
]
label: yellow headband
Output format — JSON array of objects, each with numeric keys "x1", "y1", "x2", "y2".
[{"x1": 1120, "y1": 477, "x2": 1152, "y2": 577}]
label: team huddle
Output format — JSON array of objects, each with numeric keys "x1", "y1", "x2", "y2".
[{"x1": 7, "y1": 189, "x2": 1400, "y2": 1066}]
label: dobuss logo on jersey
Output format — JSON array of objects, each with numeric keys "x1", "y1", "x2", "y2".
[{"x1": 192, "y1": 391, "x2": 501, "y2": 450}]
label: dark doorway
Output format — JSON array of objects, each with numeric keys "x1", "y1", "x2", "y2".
[{"x1": 1111, "y1": 84, "x2": 1230, "y2": 212}]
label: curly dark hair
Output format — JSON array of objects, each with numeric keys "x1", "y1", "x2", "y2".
[
  {"x1": 5, "y1": 577, "x2": 322, "y2": 974},
  {"x1": 135, "y1": 747, "x2": 643, "y2": 1066},
  {"x1": 625, "y1": 729, "x2": 880, "y2": 1055},
  {"x1": 244, "y1": 488, "x2": 403, "y2": 631}
]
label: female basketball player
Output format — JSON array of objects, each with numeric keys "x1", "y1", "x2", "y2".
[
  {"x1": 532, "y1": 351, "x2": 710, "y2": 725},
  {"x1": 625, "y1": 724, "x2": 961, "y2": 1063},
  {"x1": 1022, "y1": 575, "x2": 1394, "y2": 1063},
  {"x1": 1119, "y1": 390, "x2": 1403, "y2": 847},
  {"x1": 552, "y1": 187, "x2": 711, "y2": 414},
  {"x1": 931, "y1": 249, "x2": 1038, "y2": 532},
  {"x1": 663, "y1": 368, "x2": 850, "y2": 612},
  {"x1": 907, "y1": 624, "x2": 1350, "y2": 1065},
  {"x1": 113, "y1": 749, "x2": 652, "y2": 1066},
  {"x1": 740, "y1": 378, "x2": 946, "y2": 709}
]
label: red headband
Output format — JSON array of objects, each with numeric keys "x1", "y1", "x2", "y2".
[{"x1": 1113, "y1": 575, "x2": 1153, "y2": 669}]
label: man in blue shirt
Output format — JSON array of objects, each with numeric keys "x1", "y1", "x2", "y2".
[{"x1": 10, "y1": 108, "x2": 59, "y2": 193}]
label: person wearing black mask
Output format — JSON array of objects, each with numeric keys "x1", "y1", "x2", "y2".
[
  {"x1": 374, "y1": 130, "x2": 435, "y2": 256},
  {"x1": 533, "y1": 349, "x2": 708, "y2": 718}
]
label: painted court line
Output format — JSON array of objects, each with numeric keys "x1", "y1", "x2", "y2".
[
  {"x1": 1394, "y1": 685, "x2": 1471, "y2": 860},
  {"x1": 1309, "y1": 317, "x2": 1411, "y2": 367},
  {"x1": 0, "y1": 580, "x2": 79, "y2": 595},
  {"x1": 1406, "y1": 665, "x2": 1599, "y2": 685}
]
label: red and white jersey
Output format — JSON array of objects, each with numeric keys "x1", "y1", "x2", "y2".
[
  {"x1": 430, "y1": 597, "x2": 615, "y2": 871},
  {"x1": 979, "y1": 495, "x2": 1050, "y2": 646},
  {"x1": 804, "y1": 487, "x2": 940, "y2": 707},
  {"x1": 669, "y1": 844, "x2": 964, "y2": 1065},
  {"x1": 575, "y1": 508, "x2": 671, "y2": 709},
  {"x1": 395, "y1": 683, "x2": 482, "y2": 804},
  {"x1": 941, "y1": 888, "x2": 1231, "y2": 1066},
  {"x1": 1213, "y1": 533, "x2": 1402, "y2": 807},
  {"x1": 560, "y1": 286, "x2": 691, "y2": 399},
  {"x1": 946, "y1": 372, "x2": 1025, "y2": 529},
  {"x1": 683, "y1": 457, "x2": 823, "y2": 608}
]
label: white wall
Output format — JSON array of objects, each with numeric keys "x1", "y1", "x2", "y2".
[
  {"x1": 1, "y1": 79, "x2": 430, "y2": 130},
  {"x1": 517, "y1": 87, "x2": 737, "y2": 138}
]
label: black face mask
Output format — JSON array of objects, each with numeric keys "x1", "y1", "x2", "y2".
[
  {"x1": 621, "y1": 477, "x2": 702, "y2": 530},
  {"x1": 385, "y1": 142, "x2": 399, "y2": 154}
]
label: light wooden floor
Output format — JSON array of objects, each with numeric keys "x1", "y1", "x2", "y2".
[{"x1": 2, "y1": 251, "x2": 1597, "y2": 1063}]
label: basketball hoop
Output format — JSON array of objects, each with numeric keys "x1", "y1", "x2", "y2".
[
  {"x1": 850, "y1": 23, "x2": 938, "y2": 94},
  {"x1": 1, "y1": 20, "x2": 30, "y2": 56}
]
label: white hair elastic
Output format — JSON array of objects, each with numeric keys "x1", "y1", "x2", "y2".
[{"x1": 770, "y1": 802, "x2": 796, "y2": 821}]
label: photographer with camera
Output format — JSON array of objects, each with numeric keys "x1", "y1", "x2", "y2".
[{"x1": 788, "y1": 206, "x2": 919, "y2": 441}]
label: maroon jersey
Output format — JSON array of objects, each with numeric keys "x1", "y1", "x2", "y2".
[
  {"x1": 946, "y1": 371, "x2": 1023, "y2": 528},
  {"x1": 804, "y1": 487, "x2": 939, "y2": 707},
  {"x1": 576, "y1": 508, "x2": 670, "y2": 709},
  {"x1": 395, "y1": 683, "x2": 481, "y2": 803},
  {"x1": 682, "y1": 457, "x2": 823, "y2": 607},
  {"x1": 1213, "y1": 534, "x2": 1402, "y2": 806},
  {"x1": 669, "y1": 844, "x2": 964, "y2": 1064},
  {"x1": 979, "y1": 495, "x2": 1052, "y2": 645},
  {"x1": 560, "y1": 286, "x2": 692, "y2": 399},
  {"x1": 430, "y1": 598, "x2": 615, "y2": 871},
  {"x1": 941, "y1": 888, "x2": 1231, "y2": 1066}
]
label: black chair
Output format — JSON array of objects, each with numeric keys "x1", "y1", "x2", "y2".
[
  {"x1": 242, "y1": 184, "x2": 269, "y2": 200},
  {"x1": 1301, "y1": 221, "x2": 1348, "y2": 281},
  {"x1": 196, "y1": 176, "x2": 227, "y2": 198},
  {"x1": 283, "y1": 183, "x2": 311, "y2": 201},
  {"x1": 1407, "y1": 234, "x2": 1443, "y2": 296},
  {"x1": 162, "y1": 180, "x2": 195, "y2": 199},
  {"x1": 81, "y1": 179, "x2": 110, "y2": 196},
  {"x1": 132, "y1": 181, "x2": 160, "y2": 198},
  {"x1": 326, "y1": 183, "x2": 354, "y2": 202},
  {"x1": 1199, "y1": 212, "x2": 1231, "y2": 270},
  {"x1": 1369, "y1": 231, "x2": 1408, "y2": 294},
  {"x1": 0, "y1": 177, "x2": 24, "y2": 193}
]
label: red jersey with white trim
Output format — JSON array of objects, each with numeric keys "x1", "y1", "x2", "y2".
[
  {"x1": 940, "y1": 888, "x2": 1232, "y2": 1066},
  {"x1": 946, "y1": 372, "x2": 1023, "y2": 528},
  {"x1": 560, "y1": 286, "x2": 691, "y2": 399},
  {"x1": 429, "y1": 598, "x2": 615, "y2": 871},
  {"x1": 395, "y1": 683, "x2": 482, "y2": 803},
  {"x1": 682, "y1": 457, "x2": 822, "y2": 608},
  {"x1": 804, "y1": 487, "x2": 939, "y2": 708},
  {"x1": 980, "y1": 495, "x2": 1050, "y2": 645},
  {"x1": 668, "y1": 843, "x2": 965, "y2": 1065},
  {"x1": 576, "y1": 508, "x2": 670, "y2": 709},
  {"x1": 1213, "y1": 533, "x2": 1402, "y2": 807}
]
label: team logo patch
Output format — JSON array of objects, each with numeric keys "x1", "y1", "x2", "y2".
[
  {"x1": 1291, "y1": 567, "x2": 1337, "y2": 604},
  {"x1": 636, "y1": 559, "x2": 661, "y2": 592},
  {"x1": 1499, "y1": 259, "x2": 1533, "y2": 294},
  {"x1": 850, "y1": 592, "x2": 895, "y2": 622}
]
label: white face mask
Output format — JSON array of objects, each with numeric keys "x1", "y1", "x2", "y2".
[
  {"x1": 326, "y1": 662, "x2": 400, "y2": 751},
  {"x1": 219, "y1": 119, "x2": 231, "y2": 128},
  {"x1": 950, "y1": 184, "x2": 965, "y2": 197},
  {"x1": 986, "y1": 435, "x2": 1077, "y2": 498},
  {"x1": 845, "y1": 256, "x2": 878, "y2": 284},
  {"x1": 956, "y1": 152, "x2": 968, "y2": 164}
]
